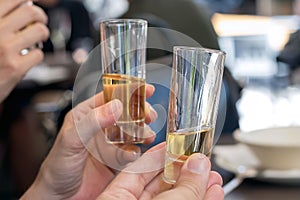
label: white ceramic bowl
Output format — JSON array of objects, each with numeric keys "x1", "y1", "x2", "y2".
[{"x1": 233, "y1": 126, "x2": 300, "y2": 170}]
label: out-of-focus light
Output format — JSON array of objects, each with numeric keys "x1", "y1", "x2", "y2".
[
  {"x1": 266, "y1": 22, "x2": 290, "y2": 51},
  {"x1": 211, "y1": 13, "x2": 298, "y2": 45},
  {"x1": 237, "y1": 86, "x2": 300, "y2": 132},
  {"x1": 211, "y1": 13, "x2": 271, "y2": 37}
]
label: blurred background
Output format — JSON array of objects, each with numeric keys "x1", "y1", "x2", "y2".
[{"x1": 1, "y1": 0, "x2": 300, "y2": 199}]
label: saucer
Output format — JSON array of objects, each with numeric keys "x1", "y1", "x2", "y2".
[{"x1": 213, "y1": 144, "x2": 300, "y2": 184}]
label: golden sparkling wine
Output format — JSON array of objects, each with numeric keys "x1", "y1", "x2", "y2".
[
  {"x1": 102, "y1": 73, "x2": 146, "y2": 144},
  {"x1": 163, "y1": 128, "x2": 213, "y2": 184}
]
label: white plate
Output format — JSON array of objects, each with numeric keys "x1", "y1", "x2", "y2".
[
  {"x1": 213, "y1": 144, "x2": 300, "y2": 184},
  {"x1": 23, "y1": 63, "x2": 69, "y2": 85},
  {"x1": 233, "y1": 127, "x2": 300, "y2": 170}
]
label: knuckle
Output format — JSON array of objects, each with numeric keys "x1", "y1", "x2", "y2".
[
  {"x1": 5, "y1": 59, "x2": 21, "y2": 79},
  {"x1": 0, "y1": 50, "x2": 17, "y2": 74},
  {"x1": 7, "y1": 59, "x2": 19, "y2": 71},
  {"x1": 33, "y1": 49, "x2": 45, "y2": 63},
  {"x1": 23, "y1": 5, "x2": 37, "y2": 19},
  {"x1": 23, "y1": 5, "x2": 44, "y2": 22},
  {"x1": 34, "y1": 23, "x2": 50, "y2": 40}
]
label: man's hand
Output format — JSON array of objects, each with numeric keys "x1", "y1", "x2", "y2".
[
  {"x1": 98, "y1": 143, "x2": 224, "y2": 200},
  {"x1": 21, "y1": 85, "x2": 157, "y2": 200}
]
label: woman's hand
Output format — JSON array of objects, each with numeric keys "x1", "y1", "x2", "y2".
[{"x1": 0, "y1": 0, "x2": 49, "y2": 102}]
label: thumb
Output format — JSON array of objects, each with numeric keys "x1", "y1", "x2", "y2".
[{"x1": 159, "y1": 154, "x2": 211, "y2": 200}]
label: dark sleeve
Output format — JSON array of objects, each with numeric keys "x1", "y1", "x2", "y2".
[
  {"x1": 277, "y1": 30, "x2": 300, "y2": 70},
  {"x1": 59, "y1": 0, "x2": 95, "y2": 52}
]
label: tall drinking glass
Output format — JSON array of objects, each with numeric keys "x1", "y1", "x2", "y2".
[
  {"x1": 163, "y1": 46, "x2": 226, "y2": 184},
  {"x1": 100, "y1": 19, "x2": 147, "y2": 144}
]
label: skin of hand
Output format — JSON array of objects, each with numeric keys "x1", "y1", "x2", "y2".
[
  {"x1": 98, "y1": 143, "x2": 224, "y2": 200},
  {"x1": 0, "y1": 0, "x2": 49, "y2": 103},
  {"x1": 21, "y1": 85, "x2": 158, "y2": 200}
]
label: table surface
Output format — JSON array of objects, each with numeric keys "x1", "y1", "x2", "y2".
[{"x1": 214, "y1": 134, "x2": 300, "y2": 200}]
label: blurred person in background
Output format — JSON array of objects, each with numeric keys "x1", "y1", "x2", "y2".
[
  {"x1": 277, "y1": 0, "x2": 300, "y2": 83},
  {"x1": 194, "y1": 0, "x2": 256, "y2": 15},
  {"x1": 83, "y1": 0, "x2": 129, "y2": 27},
  {"x1": 37, "y1": 0, "x2": 95, "y2": 64}
]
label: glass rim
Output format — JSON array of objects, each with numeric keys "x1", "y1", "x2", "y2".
[
  {"x1": 173, "y1": 46, "x2": 226, "y2": 55},
  {"x1": 100, "y1": 18, "x2": 148, "y2": 26}
]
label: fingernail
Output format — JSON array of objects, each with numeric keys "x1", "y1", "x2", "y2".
[
  {"x1": 127, "y1": 151, "x2": 140, "y2": 161},
  {"x1": 148, "y1": 84, "x2": 155, "y2": 92},
  {"x1": 105, "y1": 99, "x2": 122, "y2": 115},
  {"x1": 122, "y1": 148, "x2": 141, "y2": 162},
  {"x1": 187, "y1": 153, "x2": 209, "y2": 174}
]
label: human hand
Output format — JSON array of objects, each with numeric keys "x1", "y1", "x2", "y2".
[
  {"x1": 98, "y1": 143, "x2": 224, "y2": 200},
  {"x1": 0, "y1": 0, "x2": 49, "y2": 102},
  {"x1": 21, "y1": 85, "x2": 158, "y2": 200}
]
